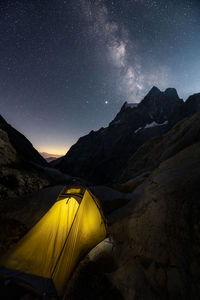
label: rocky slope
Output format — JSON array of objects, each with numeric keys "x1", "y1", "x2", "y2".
[
  {"x1": 109, "y1": 141, "x2": 200, "y2": 299},
  {"x1": 52, "y1": 88, "x2": 200, "y2": 184},
  {"x1": 0, "y1": 127, "x2": 48, "y2": 202},
  {"x1": 120, "y1": 112, "x2": 200, "y2": 181},
  {"x1": 0, "y1": 115, "x2": 71, "y2": 203},
  {"x1": 0, "y1": 115, "x2": 47, "y2": 166},
  {"x1": 52, "y1": 87, "x2": 185, "y2": 183}
]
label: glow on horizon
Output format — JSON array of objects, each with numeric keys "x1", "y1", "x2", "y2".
[{"x1": 36, "y1": 146, "x2": 69, "y2": 156}]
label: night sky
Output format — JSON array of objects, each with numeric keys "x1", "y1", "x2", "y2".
[{"x1": 0, "y1": 0, "x2": 200, "y2": 155}]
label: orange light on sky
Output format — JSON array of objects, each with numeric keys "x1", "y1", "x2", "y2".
[{"x1": 36, "y1": 146, "x2": 69, "y2": 156}]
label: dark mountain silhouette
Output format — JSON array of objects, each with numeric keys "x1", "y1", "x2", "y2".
[
  {"x1": 52, "y1": 87, "x2": 200, "y2": 184},
  {"x1": 40, "y1": 152, "x2": 63, "y2": 163},
  {"x1": 0, "y1": 115, "x2": 47, "y2": 166},
  {"x1": 45, "y1": 156, "x2": 61, "y2": 163}
]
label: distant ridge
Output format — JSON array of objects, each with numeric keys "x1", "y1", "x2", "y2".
[{"x1": 40, "y1": 152, "x2": 63, "y2": 163}]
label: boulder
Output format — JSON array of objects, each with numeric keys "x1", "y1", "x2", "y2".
[{"x1": 109, "y1": 141, "x2": 200, "y2": 299}]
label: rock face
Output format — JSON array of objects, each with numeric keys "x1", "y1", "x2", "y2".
[
  {"x1": 120, "y1": 112, "x2": 200, "y2": 181},
  {"x1": 53, "y1": 87, "x2": 186, "y2": 183},
  {"x1": 0, "y1": 129, "x2": 17, "y2": 165},
  {"x1": 0, "y1": 127, "x2": 49, "y2": 202},
  {"x1": 171, "y1": 92, "x2": 200, "y2": 126},
  {"x1": 0, "y1": 115, "x2": 47, "y2": 166},
  {"x1": 109, "y1": 140, "x2": 200, "y2": 299},
  {"x1": 0, "y1": 115, "x2": 70, "y2": 202}
]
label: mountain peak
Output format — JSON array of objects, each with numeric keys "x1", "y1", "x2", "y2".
[
  {"x1": 147, "y1": 86, "x2": 161, "y2": 96},
  {"x1": 164, "y1": 88, "x2": 179, "y2": 98}
]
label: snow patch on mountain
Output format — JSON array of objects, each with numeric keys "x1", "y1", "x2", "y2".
[
  {"x1": 144, "y1": 120, "x2": 168, "y2": 128},
  {"x1": 134, "y1": 127, "x2": 143, "y2": 133},
  {"x1": 134, "y1": 120, "x2": 168, "y2": 134}
]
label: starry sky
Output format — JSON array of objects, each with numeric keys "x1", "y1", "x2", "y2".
[{"x1": 0, "y1": 0, "x2": 200, "y2": 155}]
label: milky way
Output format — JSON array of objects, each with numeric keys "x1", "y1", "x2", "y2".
[{"x1": 0, "y1": 0, "x2": 200, "y2": 154}]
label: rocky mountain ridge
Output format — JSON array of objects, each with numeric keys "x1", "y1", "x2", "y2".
[
  {"x1": 120, "y1": 112, "x2": 200, "y2": 181},
  {"x1": 52, "y1": 87, "x2": 200, "y2": 184},
  {"x1": 0, "y1": 115, "x2": 47, "y2": 166}
]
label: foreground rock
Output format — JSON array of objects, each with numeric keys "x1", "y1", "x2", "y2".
[
  {"x1": 109, "y1": 141, "x2": 200, "y2": 299},
  {"x1": 65, "y1": 238, "x2": 123, "y2": 300}
]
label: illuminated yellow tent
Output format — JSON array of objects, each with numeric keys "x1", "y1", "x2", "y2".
[{"x1": 0, "y1": 185, "x2": 107, "y2": 299}]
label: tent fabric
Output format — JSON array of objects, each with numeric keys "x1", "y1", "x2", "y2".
[
  {"x1": 0, "y1": 266, "x2": 57, "y2": 298},
  {"x1": 0, "y1": 185, "x2": 107, "y2": 298}
]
